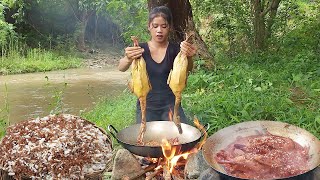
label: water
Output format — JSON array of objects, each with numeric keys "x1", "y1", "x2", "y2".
[{"x1": 0, "y1": 67, "x2": 129, "y2": 124}]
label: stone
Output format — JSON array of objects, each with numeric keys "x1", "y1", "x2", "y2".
[
  {"x1": 184, "y1": 150, "x2": 210, "y2": 179},
  {"x1": 111, "y1": 149, "x2": 145, "y2": 180},
  {"x1": 199, "y1": 168, "x2": 221, "y2": 180}
]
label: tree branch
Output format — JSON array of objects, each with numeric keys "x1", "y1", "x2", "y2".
[
  {"x1": 260, "y1": 0, "x2": 272, "y2": 17},
  {"x1": 66, "y1": 0, "x2": 81, "y2": 22},
  {"x1": 260, "y1": 0, "x2": 281, "y2": 17}
]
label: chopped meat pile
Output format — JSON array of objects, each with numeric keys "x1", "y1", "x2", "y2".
[
  {"x1": 0, "y1": 114, "x2": 113, "y2": 179},
  {"x1": 142, "y1": 137, "x2": 180, "y2": 146},
  {"x1": 215, "y1": 132, "x2": 310, "y2": 180}
]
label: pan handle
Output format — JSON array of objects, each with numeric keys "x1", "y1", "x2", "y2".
[{"x1": 107, "y1": 125, "x2": 118, "y2": 139}]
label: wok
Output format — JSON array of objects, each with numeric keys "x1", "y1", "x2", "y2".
[
  {"x1": 202, "y1": 120, "x2": 320, "y2": 180},
  {"x1": 108, "y1": 121, "x2": 207, "y2": 158}
]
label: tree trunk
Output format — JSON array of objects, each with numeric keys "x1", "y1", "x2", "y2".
[
  {"x1": 76, "y1": 10, "x2": 90, "y2": 51},
  {"x1": 251, "y1": 0, "x2": 266, "y2": 50},
  {"x1": 94, "y1": 13, "x2": 98, "y2": 44},
  {"x1": 148, "y1": 0, "x2": 214, "y2": 69},
  {"x1": 251, "y1": 0, "x2": 281, "y2": 50},
  {"x1": 266, "y1": 0, "x2": 281, "y2": 39},
  {"x1": 67, "y1": 0, "x2": 93, "y2": 52}
]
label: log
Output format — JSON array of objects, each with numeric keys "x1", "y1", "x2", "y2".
[
  {"x1": 122, "y1": 164, "x2": 157, "y2": 180},
  {"x1": 145, "y1": 167, "x2": 163, "y2": 180},
  {"x1": 163, "y1": 165, "x2": 172, "y2": 180}
]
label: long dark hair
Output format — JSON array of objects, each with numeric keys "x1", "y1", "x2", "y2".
[{"x1": 148, "y1": 6, "x2": 173, "y2": 27}]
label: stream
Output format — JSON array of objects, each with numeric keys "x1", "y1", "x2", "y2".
[{"x1": 0, "y1": 67, "x2": 129, "y2": 124}]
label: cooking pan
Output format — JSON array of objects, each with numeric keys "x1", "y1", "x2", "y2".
[
  {"x1": 202, "y1": 120, "x2": 320, "y2": 180},
  {"x1": 108, "y1": 121, "x2": 208, "y2": 158}
]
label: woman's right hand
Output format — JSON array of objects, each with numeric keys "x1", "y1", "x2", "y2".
[{"x1": 125, "y1": 46, "x2": 145, "y2": 63}]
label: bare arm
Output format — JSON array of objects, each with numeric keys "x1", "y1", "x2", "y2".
[
  {"x1": 118, "y1": 46, "x2": 145, "y2": 72},
  {"x1": 118, "y1": 56, "x2": 132, "y2": 72}
]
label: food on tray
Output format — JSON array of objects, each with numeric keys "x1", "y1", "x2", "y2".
[
  {"x1": 0, "y1": 114, "x2": 113, "y2": 179},
  {"x1": 215, "y1": 132, "x2": 310, "y2": 179}
]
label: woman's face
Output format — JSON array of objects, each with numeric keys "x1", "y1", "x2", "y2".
[{"x1": 148, "y1": 16, "x2": 170, "y2": 43}]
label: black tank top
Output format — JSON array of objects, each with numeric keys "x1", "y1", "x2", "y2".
[{"x1": 137, "y1": 42, "x2": 180, "y2": 110}]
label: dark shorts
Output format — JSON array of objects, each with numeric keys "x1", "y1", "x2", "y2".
[{"x1": 136, "y1": 104, "x2": 188, "y2": 124}]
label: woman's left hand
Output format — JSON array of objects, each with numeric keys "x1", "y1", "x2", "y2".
[{"x1": 180, "y1": 41, "x2": 197, "y2": 57}]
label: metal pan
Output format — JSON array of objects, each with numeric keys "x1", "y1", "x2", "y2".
[
  {"x1": 108, "y1": 121, "x2": 207, "y2": 158},
  {"x1": 202, "y1": 120, "x2": 320, "y2": 180}
]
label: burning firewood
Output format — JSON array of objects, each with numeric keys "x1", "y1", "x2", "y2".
[
  {"x1": 0, "y1": 114, "x2": 113, "y2": 179},
  {"x1": 163, "y1": 165, "x2": 172, "y2": 180},
  {"x1": 145, "y1": 166, "x2": 163, "y2": 180},
  {"x1": 122, "y1": 164, "x2": 157, "y2": 180}
]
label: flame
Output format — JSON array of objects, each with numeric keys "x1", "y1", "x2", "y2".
[
  {"x1": 160, "y1": 116, "x2": 208, "y2": 174},
  {"x1": 146, "y1": 157, "x2": 159, "y2": 164},
  {"x1": 161, "y1": 139, "x2": 191, "y2": 173},
  {"x1": 193, "y1": 116, "x2": 208, "y2": 149},
  {"x1": 168, "y1": 152, "x2": 189, "y2": 172},
  {"x1": 161, "y1": 139, "x2": 174, "y2": 172},
  {"x1": 161, "y1": 139, "x2": 176, "y2": 160}
]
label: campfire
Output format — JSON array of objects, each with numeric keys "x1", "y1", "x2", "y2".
[
  {"x1": 117, "y1": 117, "x2": 208, "y2": 180},
  {"x1": 157, "y1": 118, "x2": 207, "y2": 179}
]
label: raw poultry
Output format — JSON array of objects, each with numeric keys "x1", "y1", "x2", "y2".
[
  {"x1": 128, "y1": 36, "x2": 152, "y2": 144},
  {"x1": 167, "y1": 32, "x2": 194, "y2": 134}
]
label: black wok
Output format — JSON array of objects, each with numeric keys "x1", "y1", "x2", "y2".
[
  {"x1": 202, "y1": 120, "x2": 320, "y2": 180},
  {"x1": 108, "y1": 121, "x2": 207, "y2": 158}
]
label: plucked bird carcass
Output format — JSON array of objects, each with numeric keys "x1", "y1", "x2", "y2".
[
  {"x1": 167, "y1": 32, "x2": 194, "y2": 134},
  {"x1": 128, "y1": 36, "x2": 152, "y2": 144}
]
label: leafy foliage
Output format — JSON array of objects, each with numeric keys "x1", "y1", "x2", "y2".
[
  {"x1": 190, "y1": 0, "x2": 319, "y2": 54},
  {"x1": 0, "y1": 2, "x2": 16, "y2": 48},
  {"x1": 106, "y1": 0, "x2": 149, "y2": 44},
  {"x1": 183, "y1": 51, "x2": 319, "y2": 138}
]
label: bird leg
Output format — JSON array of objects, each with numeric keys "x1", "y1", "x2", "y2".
[
  {"x1": 173, "y1": 93, "x2": 183, "y2": 134},
  {"x1": 137, "y1": 96, "x2": 147, "y2": 144}
]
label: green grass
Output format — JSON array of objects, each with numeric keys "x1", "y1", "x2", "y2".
[
  {"x1": 82, "y1": 90, "x2": 136, "y2": 143},
  {"x1": 0, "y1": 117, "x2": 7, "y2": 137},
  {"x1": 184, "y1": 51, "x2": 320, "y2": 138},
  {"x1": 82, "y1": 90, "x2": 136, "y2": 147},
  {"x1": 0, "y1": 84, "x2": 9, "y2": 137},
  {"x1": 0, "y1": 48, "x2": 83, "y2": 75}
]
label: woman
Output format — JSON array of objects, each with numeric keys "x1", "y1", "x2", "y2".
[{"x1": 118, "y1": 6, "x2": 197, "y2": 124}]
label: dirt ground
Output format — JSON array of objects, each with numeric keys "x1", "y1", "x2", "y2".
[{"x1": 83, "y1": 44, "x2": 124, "y2": 68}]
